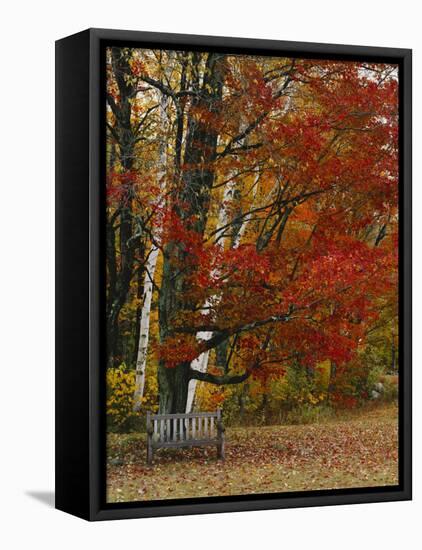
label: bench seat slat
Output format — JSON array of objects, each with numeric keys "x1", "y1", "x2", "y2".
[{"x1": 153, "y1": 439, "x2": 219, "y2": 449}]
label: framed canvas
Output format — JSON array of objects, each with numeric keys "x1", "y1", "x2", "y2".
[{"x1": 55, "y1": 28, "x2": 412, "y2": 521}]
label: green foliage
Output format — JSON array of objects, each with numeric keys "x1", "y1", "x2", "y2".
[
  {"x1": 366, "y1": 363, "x2": 385, "y2": 393},
  {"x1": 380, "y1": 375, "x2": 399, "y2": 402},
  {"x1": 278, "y1": 363, "x2": 328, "y2": 408},
  {"x1": 107, "y1": 342, "x2": 399, "y2": 431},
  {"x1": 267, "y1": 362, "x2": 332, "y2": 424},
  {"x1": 284, "y1": 403, "x2": 334, "y2": 425}
]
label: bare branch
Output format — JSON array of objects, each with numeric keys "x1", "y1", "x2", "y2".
[{"x1": 189, "y1": 369, "x2": 250, "y2": 385}]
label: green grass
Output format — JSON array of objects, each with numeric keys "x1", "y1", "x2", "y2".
[{"x1": 106, "y1": 403, "x2": 398, "y2": 503}]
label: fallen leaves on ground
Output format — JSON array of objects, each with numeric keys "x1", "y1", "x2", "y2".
[{"x1": 106, "y1": 404, "x2": 398, "y2": 503}]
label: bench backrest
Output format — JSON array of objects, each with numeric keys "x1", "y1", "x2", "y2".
[{"x1": 147, "y1": 410, "x2": 222, "y2": 445}]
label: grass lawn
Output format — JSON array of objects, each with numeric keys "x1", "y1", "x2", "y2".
[{"x1": 106, "y1": 403, "x2": 398, "y2": 503}]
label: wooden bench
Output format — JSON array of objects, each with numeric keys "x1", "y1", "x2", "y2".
[{"x1": 146, "y1": 409, "x2": 225, "y2": 465}]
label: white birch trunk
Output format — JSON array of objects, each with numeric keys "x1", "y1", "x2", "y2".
[
  {"x1": 132, "y1": 245, "x2": 160, "y2": 411},
  {"x1": 132, "y1": 88, "x2": 168, "y2": 412},
  {"x1": 232, "y1": 172, "x2": 259, "y2": 248}
]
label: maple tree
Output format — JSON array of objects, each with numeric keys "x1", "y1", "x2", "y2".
[{"x1": 105, "y1": 47, "x2": 398, "y2": 415}]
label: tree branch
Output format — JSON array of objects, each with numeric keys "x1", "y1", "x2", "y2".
[
  {"x1": 140, "y1": 76, "x2": 182, "y2": 117},
  {"x1": 106, "y1": 92, "x2": 120, "y2": 119},
  {"x1": 189, "y1": 369, "x2": 250, "y2": 385},
  {"x1": 106, "y1": 122, "x2": 122, "y2": 146},
  {"x1": 217, "y1": 64, "x2": 295, "y2": 158}
]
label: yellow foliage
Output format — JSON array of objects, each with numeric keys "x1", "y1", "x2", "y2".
[
  {"x1": 106, "y1": 364, "x2": 136, "y2": 427},
  {"x1": 195, "y1": 381, "x2": 230, "y2": 411},
  {"x1": 315, "y1": 360, "x2": 331, "y2": 390},
  {"x1": 107, "y1": 364, "x2": 159, "y2": 429}
]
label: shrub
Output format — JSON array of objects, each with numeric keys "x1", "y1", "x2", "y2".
[
  {"x1": 381, "y1": 374, "x2": 399, "y2": 402},
  {"x1": 106, "y1": 364, "x2": 137, "y2": 431},
  {"x1": 279, "y1": 363, "x2": 328, "y2": 410},
  {"x1": 284, "y1": 403, "x2": 334, "y2": 425},
  {"x1": 106, "y1": 363, "x2": 160, "y2": 432},
  {"x1": 328, "y1": 357, "x2": 373, "y2": 409}
]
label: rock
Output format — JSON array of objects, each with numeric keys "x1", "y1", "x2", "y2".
[
  {"x1": 371, "y1": 390, "x2": 381, "y2": 400},
  {"x1": 374, "y1": 382, "x2": 384, "y2": 393},
  {"x1": 110, "y1": 457, "x2": 124, "y2": 466}
]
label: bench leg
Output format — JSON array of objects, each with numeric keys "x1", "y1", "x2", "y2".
[
  {"x1": 217, "y1": 439, "x2": 225, "y2": 460},
  {"x1": 147, "y1": 438, "x2": 153, "y2": 465},
  {"x1": 146, "y1": 411, "x2": 153, "y2": 465}
]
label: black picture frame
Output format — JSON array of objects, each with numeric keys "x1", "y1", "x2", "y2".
[{"x1": 55, "y1": 28, "x2": 412, "y2": 521}]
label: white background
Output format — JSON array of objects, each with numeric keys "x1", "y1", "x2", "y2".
[{"x1": 0, "y1": 1, "x2": 419, "y2": 548}]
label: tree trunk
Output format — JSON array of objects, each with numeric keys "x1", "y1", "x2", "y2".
[
  {"x1": 158, "y1": 53, "x2": 226, "y2": 414},
  {"x1": 186, "y1": 171, "x2": 260, "y2": 412},
  {"x1": 391, "y1": 323, "x2": 397, "y2": 373},
  {"x1": 107, "y1": 212, "x2": 137, "y2": 367},
  {"x1": 185, "y1": 178, "x2": 235, "y2": 412},
  {"x1": 106, "y1": 47, "x2": 139, "y2": 367},
  {"x1": 328, "y1": 361, "x2": 337, "y2": 395},
  {"x1": 132, "y1": 86, "x2": 169, "y2": 411},
  {"x1": 261, "y1": 392, "x2": 269, "y2": 424},
  {"x1": 158, "y1": 362, "x2": 191, "y2": 414},
  {"x1": 132, "y1": 245, "x2": 159, "y2": 411},
  {"x1": 239, "y1": 383, "x2": 249, "y2": 423}
]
